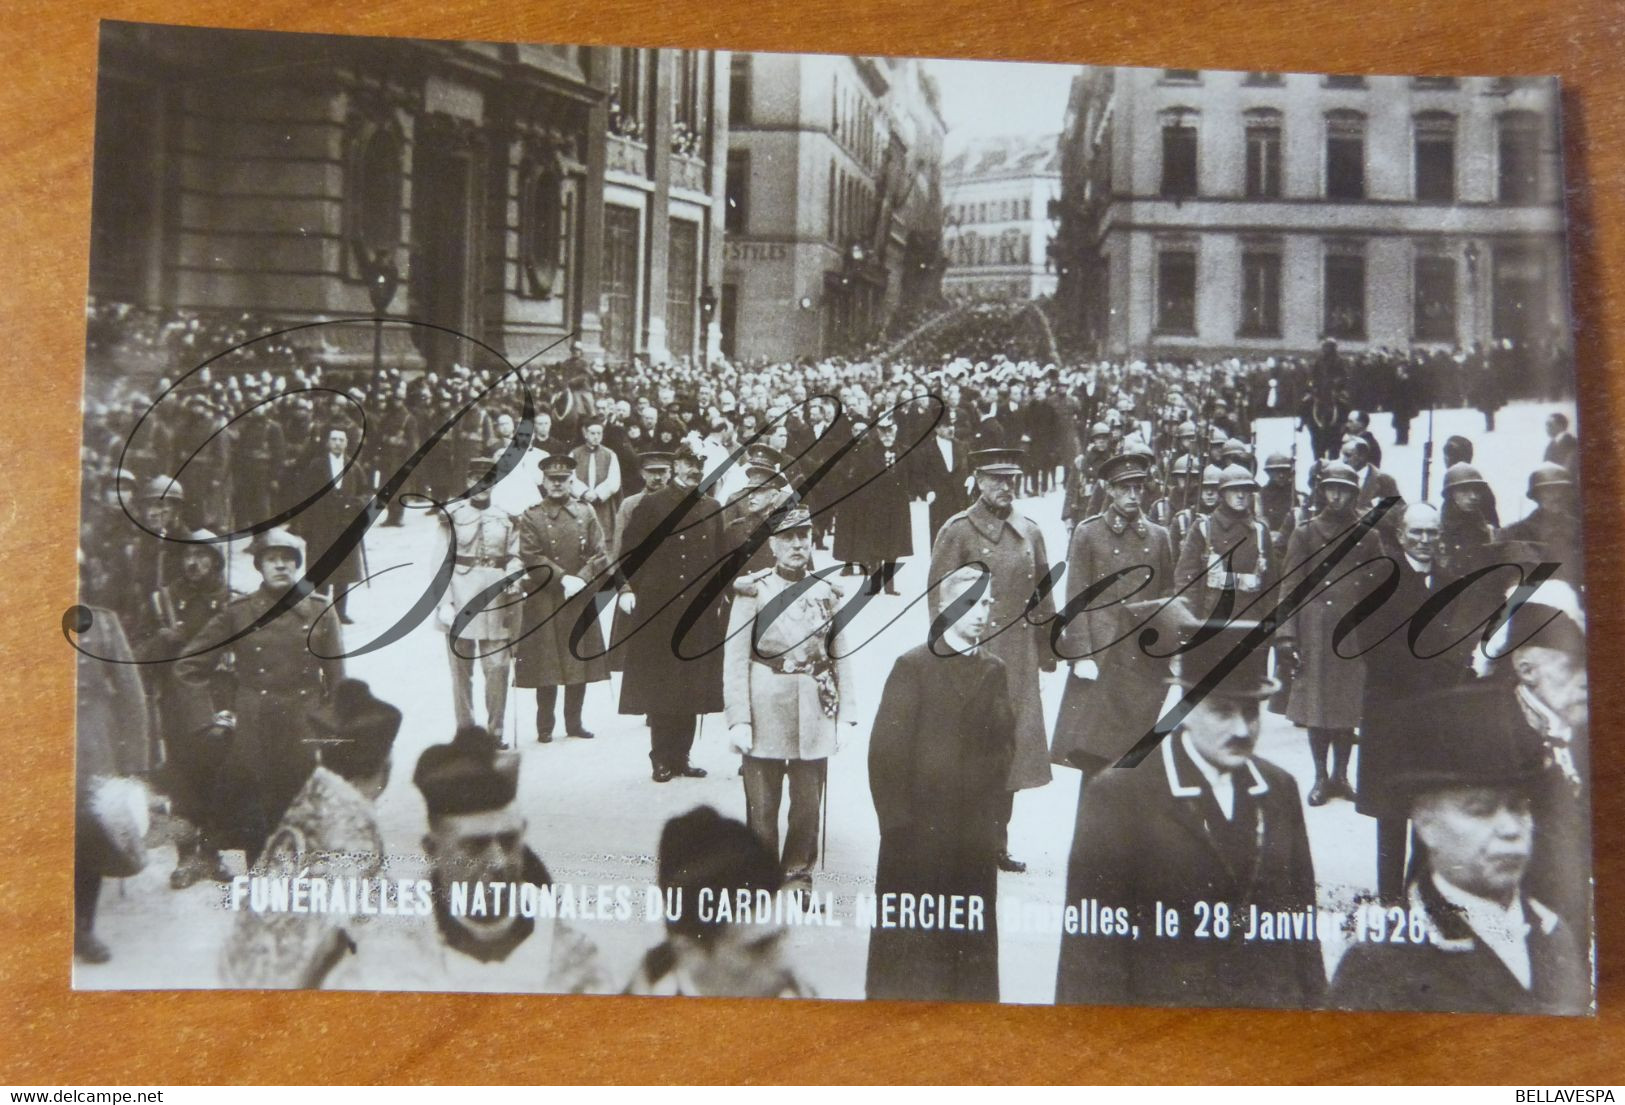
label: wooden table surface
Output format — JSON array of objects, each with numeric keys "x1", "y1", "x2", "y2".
[{"x1": 2, "y1": 0, "x2": 1622, "y2": 1085}]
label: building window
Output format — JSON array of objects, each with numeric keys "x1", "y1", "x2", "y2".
[
  {"x1": 1160, "y1": 111, "x2": 1199, "y2": 198},
  {"x1": 1325, "y1": 74, "x2": 1367, "y2": 89},
  {"x1": 728, "y1": 54, "x2": 751, "y2": 127},
  {"x1": 602, "y1": 205, "x2": 642, "y2": 360},
  {"x1": 609, "y1": 49, "x2": 647, "y2": 140},
  {"x1": 1492, "y1": 244, "x2": 1546, "y2": 341},
  {"x1": 1414, "y1": 112, "x2": 1456, "y2": 202},
  {"x1": 666, "y1": 218, "x2": 699, "y2": 360},
  {"x1": 1163, "y1": 69, "x2": 1201, "y2": 83},
  {"x1": 1156, "y1": 249, "x2": 1197, "y2": 334},
  {"x1": 1244, "y1": 71, "x2": 1284, "y2": 86},
  {"x1": 1244, "y1": 110, "x2": 1282, "y2": 198},
  {"x1": 1413, "y1": 76, "x2": 1459, "y2": 90},
  {"x1": 671, "y1": 50, "x2": 706, "y2": 157},
  {"x1": 90, "y1": 78, "x2": 164, "y2": 304},
  {"x1": 725, "y1": 150, "x2": 749, "y2": 234},
  {"x1": 1324, "y1": 250, "x2": 1366, "y2": 339},
  {"x1": 1325, "y1": 110, "x2": 1366, "y2": 200},
  {"x1": 1498, "y1": 110, "x2": 1542, "y2": 204},
  {"x1": 1239, "y1": 250, "x2": 1282, "y2": 337},
  {"x1": 517, "y1": 148, "x2": 566, "y2": 299},
  {"x1": 1413, "y1": 254, "x2": 1457, "y2": 342}
]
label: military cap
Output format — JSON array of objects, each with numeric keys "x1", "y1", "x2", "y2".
[
  {"x1": 970, "y1": 447, "x2": 1025, "y2": 475},
  {"x1": 1200, "y1": 464, "x2": 1225, "y2": 488},
  {"x1": 414, "y1": 725, "x2": 521, "y2": 819},
  {"x1": 1385, "y1": 685, "x2": 1544, "y2": 806},
  {"x1": 306, "y1": 678, "x2": 402, "y2": 778},
  {"x1": 249, "y1": 527, "x2": 306, "y2": 566},
  {"x1": 1441, "y1": 462, "x2": 1489, "y2": 494},
  {"x1": 674, "y1": 442, "x2": 706, "y2": 469},
  {"x1": 538, "y1": 453, "x2": 575, "y2": 479},
  {"x1": 1088, "y1": 421, "x2": 1112, "y2": 438},
  {"x1": 1099, "y1": 450, "x2": 1154, "y2": 486},
  {"x1": 1218, "y1": 464, "x2": 1259, "y2": 493},
  {"x1": 1166, "y1": 611, "x2": 1281, "y2": 701},
  {"x1": 1317, "y1": 461, "x2": 1360, "y2": 491},
  {"x1": 1263, "y1": 452, "x2": 1294, "y2": 472},
  {"x1": 638, "y1": 450, "x2": 676, "y2": 471},
  {"x1": 1527, "y1": 462, "x2": 1575, "y2": 499},
  {"x1": 768, "y1": 504, "x2": 814, "y2": 535},
  {"x1": 742, "y1": 443, "x2": 786, "y2": 478},
  {"x1": 138, "y1": 476, "x2": 185, "y2": 502}
]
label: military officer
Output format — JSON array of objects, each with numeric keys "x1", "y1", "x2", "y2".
[
  {"x1": 439, "y1": 456, "x2": 522, "y2": 741},
  {"x1": 721, "y1": 443, "x2": 794, "y2": 574},
  {"x1": 1050, "y1": 446, "x2": 1177, "y2": 775},
  {"x1": 929, "y1": 447, "x2": 1059, "y2": 872},
  {"x1": 724, "y1": 506, "x2": 856, "y2": 891},
  {"x1": 617, "y1": 443, "x2": 728, "y2": 782},
  {"x1": 516, "y1": 453, "x2": 612, "y2": 742},
  {"x1": 175, "y1": 527, "x2": 344, "y2": 865}
]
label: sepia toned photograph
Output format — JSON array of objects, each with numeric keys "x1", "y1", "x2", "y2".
[{"x1": 71, "y1": 20, "x2": 1592, "y2": 1015}]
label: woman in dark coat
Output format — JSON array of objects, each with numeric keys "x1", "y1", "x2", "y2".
[{"x1": 866, "y1": 592, "x2": 1015, "y2": 1003}]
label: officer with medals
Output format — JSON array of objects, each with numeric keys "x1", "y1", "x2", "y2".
[
  {"x1": 440, "y1": 455, "x2": 521, "y2": 741},
  {"x1": 724, "y1": 505, "x2": 857, "y2": 893}
]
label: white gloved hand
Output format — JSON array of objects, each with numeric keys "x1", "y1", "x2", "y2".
[
  {"x1": 617, "y1": 590, "x2": 636, "y2": 615},
  {"x1": 729, "y1": 723, "x2": 753, "y2": 754},
  {"x1": 1071, "y1": 659, "x2": 1100, "y2": 681},
  {"x1": 560, "y1": 574, "x2": 586, "y2": 600}
]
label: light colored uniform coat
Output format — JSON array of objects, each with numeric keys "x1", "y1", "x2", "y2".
[
  {"x1": 724, "y1": 568, "x2": 856, "y2": 759},
  {"x1": 443, "y1": 501, "x2": 521, "y2": 643}
]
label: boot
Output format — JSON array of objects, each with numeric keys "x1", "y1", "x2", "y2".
[{"x1": 74, "y1": 927, "x2": 111, "y2": 965}]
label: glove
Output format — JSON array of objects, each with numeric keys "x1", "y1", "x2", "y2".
[
  {"x1": 729, "y1": 724, "x2": 753, "y2": 755},
  {"x1": 212, "y1": 710, "x2": 238, "y2": 730},
  {"x1": 560, "y1": 574, "x2": 586, "y2": 600},
  {"x1": 1070, "y1": 659, "x2": 1100, "y2": 681},
  {"x1": 617, "y1": 591, "x2": 636, "y2": 615}
]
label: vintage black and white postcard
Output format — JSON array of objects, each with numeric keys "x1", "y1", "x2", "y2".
[{"x1": 72, "y1": 20, "x2": 1593, "y2": 1014}]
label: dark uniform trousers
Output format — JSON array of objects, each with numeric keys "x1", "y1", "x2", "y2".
[
  {"x1": 741, "y1": 756, "x2": 826, "y2": 877},
  {"x1": 649, "y1": 713, "x2": 698, "y2": 772},
  {"x1": 537, "y1": 684, "x2": 587, "y2": 736}
]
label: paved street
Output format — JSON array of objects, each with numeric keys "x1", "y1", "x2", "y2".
[{"x1": 78, "y1": 398, "x2": 1577, "y2": 1001}]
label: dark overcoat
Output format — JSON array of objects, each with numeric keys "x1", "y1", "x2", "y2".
[
  {"x1": 1279, "y1": 512, "x2": 1386, "y2": 730},
  {"x1": 1050, "y1": 508, "x2": 1176, "y2": 772},
  {"x1": 1055, "y1": 736, "x2": 1326, "y2": 1009},
  {"x1": 866, "y1": 644, "x2": 1014, "y2": 1003},
  {"x1": 514, "y1": 498, "x2": 612, "y2": 689},
  {"x1": 616, "y1": 484, "x2": 727, "y2": 716}
]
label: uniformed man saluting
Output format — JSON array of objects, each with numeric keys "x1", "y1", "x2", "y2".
[
  {"x1": 724, "y1": 505, "x2": 857, "y2": 893},
  {"x1": 176, "y1": 527, "x2": 344, "y2": 865}
]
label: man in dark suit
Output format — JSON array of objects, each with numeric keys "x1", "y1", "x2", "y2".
[
  {"x1": 916, "y1": 415, "x2": 969, "y2": 546},
  {"x1": 1329, "y1": 684, "x2": 1591, "y2": 1015},
  {"x1": 1055, "y1": 615, "x2": 1326, "y2": 1010},
  {"x1": 291, "y1": 424, "x2": 375, "y2": 624},
  {"x1": 1339, "y1": 434, "x2": 1404, "y2": 540}
]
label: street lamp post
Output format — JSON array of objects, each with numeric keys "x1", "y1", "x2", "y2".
[{"x1": 698, "y1": 285, "x2": 718, "y2": 369}]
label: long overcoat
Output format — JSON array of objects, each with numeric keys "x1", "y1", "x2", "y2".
[
  {"x1": 1278, "y1": 512, "x2": 1385, "y2": 730},
  {"x1": 514, "y1": 498, "x2": 611, "y2": 688}
]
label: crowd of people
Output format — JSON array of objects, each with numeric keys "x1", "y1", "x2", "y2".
[{"x1": 73, "y1": 326, "x2": 1592, "y2": 1011}]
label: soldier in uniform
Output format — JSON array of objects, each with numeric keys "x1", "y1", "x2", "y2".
[
  {"x1": 175, "y1": 527, "x2": 344, "y2": 865},
  {"x1": 617, "y1": 443, "x2": 728, "y2": 782},
  {"x1": 1050, "y1": 447, "x2": 1176, "y2": 776},
  {"x1": 1438, "y1": 463, "x2": 1499, "y2": 577},
  {"x1": 1170, "y1": 463, "x2": 1221, "y2": 553},
  {"x1": 1329, "y1": 685, "x2": 1590, "y2": 1015},
  {"x1": 1064, "y1": 422, "x2": 1113, "y2": 528},
  {"x1": 321, "y1": 724, "x2": 608, "y2": 995},
  {"x1": 1257, "y1": 452, "x2": 1302, "y2": 563},
  {"x1": 1500, "y1": 463, "x2": 1584, "y2": 587},
  {"x1": 516, "y1": 453, "x2": 612, "y2": 742},
  {"x1": 1174, "y1": 464, "x2": 1274, "y2": 625},
  {"x1": 1275, "y1": 461, "x2": 1385, "y2": 806},
  {"x1": 136, "y1": 529, "x2": 236, "y2": 888},
  {"x1": 929, "y1": 447, "x2": 1059, "y2": 872},
  {"x1": 720, "y1": 444, "x2": 793, "y2": 578},
  {"x1": 439, "y1": 456, "x2": 521, "y2": 740},
  {"x1": 724, "y1": 506, "x2": 857, "y2": 892}
]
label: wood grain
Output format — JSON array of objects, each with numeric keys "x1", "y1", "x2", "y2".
[{"x1": 1, "y1": 0, "x2": 1621, "y2": 1084}]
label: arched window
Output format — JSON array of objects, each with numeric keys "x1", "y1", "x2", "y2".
[
  {"x1": 519, "y1": 145, "x2": 566, "y2": 299},
  {"x1": 345, "y1": 108, "x2": 404, "y2": 276}
]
